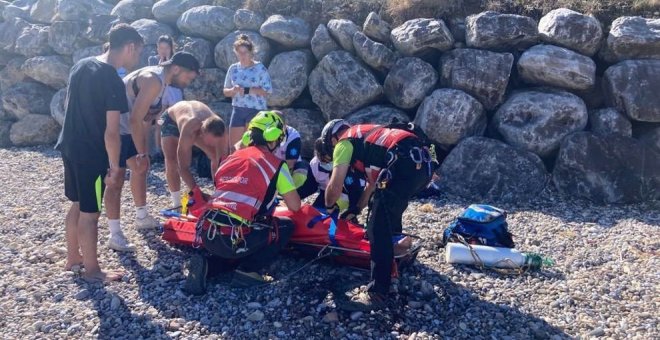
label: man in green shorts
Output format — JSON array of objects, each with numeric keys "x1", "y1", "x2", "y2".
[{"x1": 55, "y1": 24, "x2": 144, "y2": 282}]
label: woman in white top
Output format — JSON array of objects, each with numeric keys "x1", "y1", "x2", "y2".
[{"x1": 222, "y1": 34, "x2": 273, "y2": 154}]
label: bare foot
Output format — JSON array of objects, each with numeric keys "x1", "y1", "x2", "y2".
[{"x1": 81, "y1": 269, "x2": 124, "y2": 283}]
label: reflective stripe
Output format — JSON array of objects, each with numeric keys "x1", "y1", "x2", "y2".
[
  {"x1": 215, "y1": 191, "x2": 261, "y2": 208},
  {"x1": 248, "y1": 157, "x2": 271, "y2": 185},
  {"x1": 373, "y1": 128, "x2": 396, "y2": 146},
  {"x1": 260, "y1": 156, "x2": 277, "y2": 174}
]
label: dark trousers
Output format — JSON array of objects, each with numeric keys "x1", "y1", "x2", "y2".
[
  {"x1": 203, "y1": 216, "x2": 294, "y2": 273},
  {"x1": 367, "y1": 155, "x2": 432, "y2": 294}
]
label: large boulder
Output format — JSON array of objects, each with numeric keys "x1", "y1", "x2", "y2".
[
  {"x1": 183, "y1": 68, "x2": 225, "y2": 103},
  {"x1": 345, "y1": 105, "x2": 409, "y2": 125},
  {"x1": 267, "y1": 50, "x2": 313, "y2": 107},
  {"x1": 111, "y1": 0, "x2": 154, "y2": 22},
  {"x1": 1, "y1": 81, "x2": 56, "y2": 119},
  {"x1": 438, "y1": 137, "x2": 549, "y2": 203},
  {"x1": 176, "y1": 36, "x2": 214, "y2": 68},
  {"x1": 517, "y1": 44, "x2": 596, "y2": 91},
  {"x1": 84, "y1": 15, "x2": 118, "y2": 45},
  {"x1": 310, "y1": 24, "x2": 339, "y2": 61},
  {"x1": 589, "y1": 108, "x2": 632, "y2": 137},
  {"x1": 48, "y1": 20, "x2": 88, "y2": 56},
  {"x1": 352, "y1": 31, "x2": 397, "y2": 71},
  {"x1": 177, "y1": 5, "x2": 235, "y2": 42},
  {"x1": 414, "y1": 88, "x2": 486, "y2": 146},
  {"x1": 384, "y1": 57, "x2": 437, "y2": 109},
  {"x1": 151, "y1": 0, "x2": 211, "y2": 25},
  {"x1": 15, "y1": 24, "x2": 53, "y2": 57},
  {"x1": 604, "y1": 60, "x2": 660, "y2": 123},
  {"x1": 493, "y1": 90, "x2": 588, "y2": 157},
  {"x1": 29, "y1": 0, "x2": 58, "y2": 24},
  {"x1": 136, "y1": 44, "x2": 157, "y2": 69},
  {"x1": 553, "y1": 132, "x2": 660, "y2": 204},
  {"x1": 73, "y1": 45, "x2": 103, "y2": 64},
  {"x1": 0, "y1": 51, "x2": 16, "y2": 67},
  {"x1": 308, "y1": 51, "x2": 383, "y2": 120},
  {"x1": 605, "y1": 17, "x2": 660, "y2": 62},
  {"x1": 466, "y1": 11, "x2": 539, "y2": 51},
  {"x1": 0, "y1": 120, "x2": 12, "y2": 147},
  {"x1": 363, "y1": 11, "x2": 391, "y2": 43},
  {"x1": 234, "y1": 9, "x2": 264, "y2": 31},
  {"x1": 50, "y1": 87, "x2": 66, "y2": 126},
  {"x1": 21, "y1": 55, "x2": 71, "y2": 89},
  {"x1": 639, "y1": 127, "x2": 660, "y2": 153},
  {"x1": 327, "y1": 19, "x2": 360, "y2": 53},
  {"x1": 214, "y1": 30, "x2": 271, "y2": 71},
  {"x1": 9, "y1": 114, "x2": 60, "y2": 146},
  {"x1": 260, "y1": 15, "x2": 311, "y2": 49},
  {"x1": 0, "y1": 18, "x2": 31, "y2": 53},
  {"x1": 0, "y1": 57, "x2": 28, "y2": 92},
  {"x1": 390, "y1": 18, "x2": 454, "y2": 56},
  {"x1": 439, "y1": 48, "x2": 513, "y2": 110},
  {"x1": 538, "y1": 8, "x2": 603, "y2": 56},
  {"x1": 56, "y1": 0, "x2": 113, "y2": 21},
  {"x1": 3, "y1": 0, "x2": 35, "y2": 21},
  {"x1": 280, "y1": 108, "x2": 325, "y2": 158},
  {"x1": 130, "y1": 19, "x2": 174, "y2": 45}
]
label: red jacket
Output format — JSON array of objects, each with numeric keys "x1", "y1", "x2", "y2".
[{"x1": 212, "y1": 146, "x2": 282, "y2": 222}]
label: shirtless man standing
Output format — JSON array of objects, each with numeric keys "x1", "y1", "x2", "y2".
[{"x1": 160, "y1": 100, "x2": 227, "y2": 206}]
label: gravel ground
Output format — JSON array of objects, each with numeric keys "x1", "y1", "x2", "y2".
[{"x1": 0, "y1": 146, "x2": 658, "y2": 339}]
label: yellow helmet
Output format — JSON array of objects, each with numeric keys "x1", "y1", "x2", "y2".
[{"x1": 241, "y1": 110, "x2": 285, "y2": 146}]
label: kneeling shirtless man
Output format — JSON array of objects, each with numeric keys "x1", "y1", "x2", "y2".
[{"x1": 160, "y1": 100, "x2": 227, "y2": 206}]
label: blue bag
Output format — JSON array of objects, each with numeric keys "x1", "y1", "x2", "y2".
[{"x1": 442, "y1": 204, "x2": 515, "y2": 248}]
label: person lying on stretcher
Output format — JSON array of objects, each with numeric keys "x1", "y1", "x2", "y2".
[
  {"x1": 295, "y1": 120, "x2": 367, "y2": 222},
  {"x1": 184, "y1": 111, "x2": 301, "y2": 295}
]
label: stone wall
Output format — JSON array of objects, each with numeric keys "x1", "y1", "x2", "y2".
[{"x1": 0, "y1": 0, "x2": 658, "y2": 204}]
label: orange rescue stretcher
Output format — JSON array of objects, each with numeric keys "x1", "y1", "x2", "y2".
[{"x1": 160, "y1": 201, "x2": 422, "y2": 276}]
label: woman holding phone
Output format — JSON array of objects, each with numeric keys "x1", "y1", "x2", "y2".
[{"x1": 223, "y1": 34, "x2": 272, "y2": 153}]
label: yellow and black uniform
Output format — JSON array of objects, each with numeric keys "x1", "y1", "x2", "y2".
[
  {"x1": 336, "y1": 124, "x2": 436, "y2": 295},
  {"x1": 55, "y1": 57, "x2": 129, "y2": 213}
]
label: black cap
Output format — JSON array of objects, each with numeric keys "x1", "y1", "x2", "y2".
[{"x1": 161, "y1": 52, "x2": 200, "y2": 74}]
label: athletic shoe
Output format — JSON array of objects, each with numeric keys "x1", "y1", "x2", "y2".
[
  {"x1": 230, "y1": 270, "x2": 273, "y2": 288},
  {"x1": 135, "y1": 214, "x2": 159, "y2": 230},
  {"x1": 338, "y1": 291, "x2": 387, "y2": 312},
  {"x1": 107, "y1": 233, "x2": 136, "y2": 252},
  {"x1": 184, "y1": 254, "x2": 208, "y2": 296}
]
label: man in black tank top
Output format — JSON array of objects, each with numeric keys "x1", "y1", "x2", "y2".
[{"x1": 104, "y1": 52, "x2": 200, "y2": 252}]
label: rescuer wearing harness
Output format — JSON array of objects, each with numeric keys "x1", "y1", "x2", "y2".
[
  {"x1": 184, "y1": 111, "x2": 301, "y2": 295},
  {"x1": 324, "y1": 121, "x2": 438, "y2": 311},
  {"x1": 296, "y1": 120, "x2": 366, "y2": 220}
]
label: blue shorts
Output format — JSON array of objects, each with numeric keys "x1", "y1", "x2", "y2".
[{"x1": 229, "y1": 106, "x2": 260, "y2": 128}]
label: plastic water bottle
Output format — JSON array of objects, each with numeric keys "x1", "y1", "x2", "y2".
[{"x1": 445, "y1": 243, "x2": 553, "y2": 270}]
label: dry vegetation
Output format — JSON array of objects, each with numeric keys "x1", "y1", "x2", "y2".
[{"x1": 384, "y1": 0, "x2": 660, "y2": 25}]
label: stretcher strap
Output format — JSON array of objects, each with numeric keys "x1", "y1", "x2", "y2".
[
  {"x1": 307, "y1": 214, "x2": 330, "y2": 228},
  {"x1": 306, "y1": 213, "x2": 339, "y2": 247},
  {"x1": 328, "y1": 218, "x2": 338, "y2": 247}
]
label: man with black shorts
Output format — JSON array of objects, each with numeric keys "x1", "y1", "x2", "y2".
[
  {"x1": 160, "y1": 100, "x2": 227, "y2": 207},
  {"x1": 55, "y1": 24, "x2": 144, "y2": 282},
  {"x1": 103, "y1": 52, "x2": 200, "y2": 252}
]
